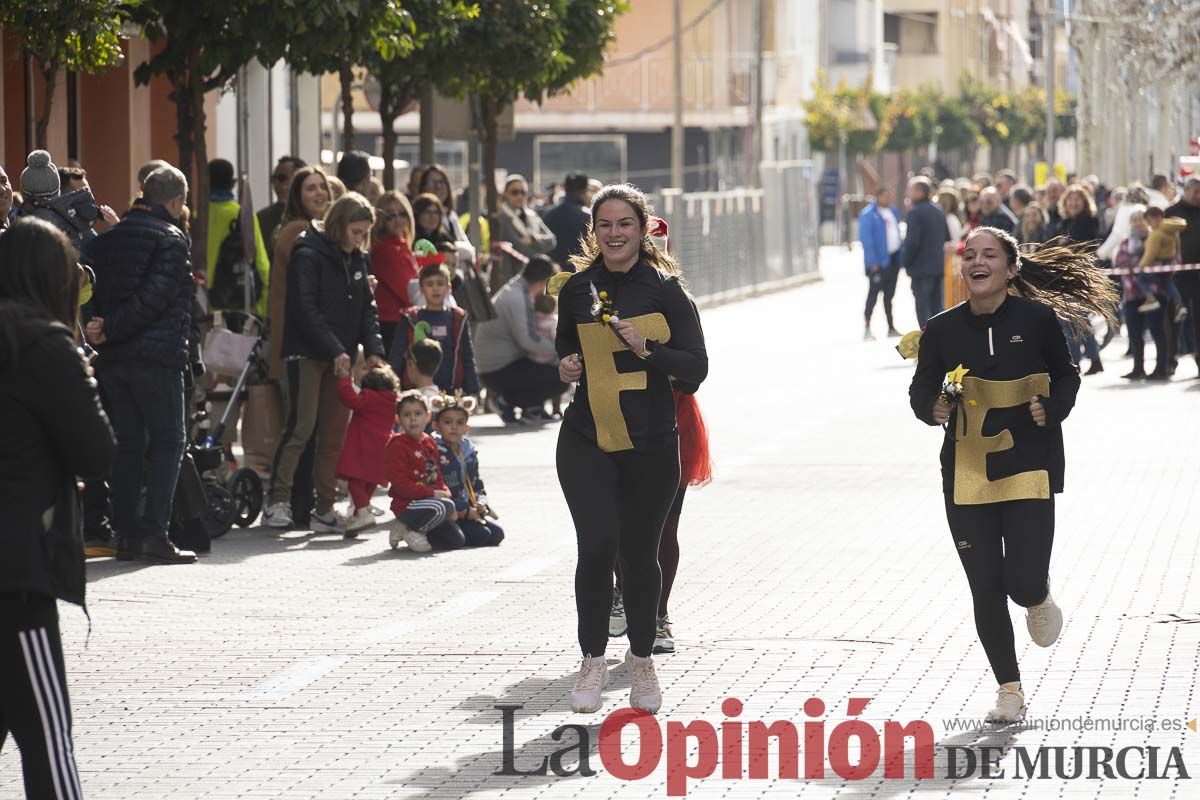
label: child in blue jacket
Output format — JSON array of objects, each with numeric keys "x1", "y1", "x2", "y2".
[{"x1": 432, "y1": 394, "x2": 504, "y2": 546}]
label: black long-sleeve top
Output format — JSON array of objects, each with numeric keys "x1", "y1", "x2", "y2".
[
  {"x1": 556, "y1": 260, "x2": 708, "y2": 451},
  {"x1": 909, "y1": 294, "x2": 1080, "y2": 501}
]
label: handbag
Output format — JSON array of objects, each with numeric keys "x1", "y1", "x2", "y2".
[
  {"x1": 454, "y1": 257, "x2": 497, "y2": 323},
  {"x1": 202, "y1": 325, "x2": 258, "y2": 377}
]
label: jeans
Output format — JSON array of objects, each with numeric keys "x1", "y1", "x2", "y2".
[
  {"x1": 864, "y1": 251, "x2": 901, "y2": 327},
  {"x1": 1125, "y1": 300, "x2": 1168, "y2": 374},
  {"x1": 98, "y1": 363, "x2": 186, "y2": 540},
  {"x1": 910, "y1": 274, "x2": 944, "y2": 328}
]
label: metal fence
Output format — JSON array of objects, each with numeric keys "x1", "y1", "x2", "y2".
[{"x1": 652, "y1": 160, "x2": 820, "y2": 302}]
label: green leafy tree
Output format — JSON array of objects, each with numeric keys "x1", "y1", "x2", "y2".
[
  {"x1": 365, "y1": 0, "x2": 479, "y2": 190},
  {"x1": 282, "y1": 1, "x2": 417, "y2": 158},
  {"x1": 0, "y1": 0, "x2": 126, "y2": 150},
  {"x1": 802, "y1": 74, "x2": 879, "y2": 154},
  {"x1": 441, "y1": 0, "x2": 627, "y2": 218}
]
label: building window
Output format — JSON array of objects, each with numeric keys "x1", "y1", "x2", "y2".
[
  {"x1": 533, "y1": 135, "x2": 627, "y2": 192},
  {"x1": 884, "y1": 12, "x2": 939, "y2": 56}
]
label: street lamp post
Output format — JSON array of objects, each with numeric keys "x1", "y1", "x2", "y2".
[{"x1": 1044, "y1": 0, "x2": 1057, "y2": 167}]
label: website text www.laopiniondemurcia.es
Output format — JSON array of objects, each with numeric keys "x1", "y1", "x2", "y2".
[{"x1": 494, "y1": 698, "x2": 1193, "y2": 795}]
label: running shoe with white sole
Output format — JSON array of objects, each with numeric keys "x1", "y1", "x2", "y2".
[
  {"x1": 1026, "y1": 591, "x2": 1063, "y2": 647},
  {"x1": 310, "y1": 509, "x2": 344, "y2": 533},
  {"x1": 609, "y1": 591, "x2": 628, "y2": 637},
  {"x1": 653, "y1": 616, "x2": 675, "y2": 654},
  {"x1": 261, "y1": 501, "x2": 293, "y2": 529},
  {"x1": 388, "y1": 522, "x2": 409, "y2": 550},
  {"x1": 625, "y1": 649, "x2": 662, "y2": 713},
  {"x1": 984, "y1": 682, "x2": 1026, "y2": 724},
  {"x1": 404, "y1": 529, "x2": 432, "y2": 553},
  {"x1": 569, "y1": 655, "x2": 608, "y2": 713},
  {"x1": 343, "y1": 507, "x2": 376, "y2": 537}
]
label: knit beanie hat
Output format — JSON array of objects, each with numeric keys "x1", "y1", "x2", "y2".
[{"x1": 21, "y1": 150, "x2": 60, "y2": 199}]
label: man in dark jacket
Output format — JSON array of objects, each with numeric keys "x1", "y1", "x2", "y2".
[
  {"x1": 541, "y1": 172, "x2": 592, "y2": 269},
  {"x1": 902, "y1": 176, "x2": 951, "y2": 327},
  {"x1": 83, "y1": 165, "x2": 197, "y2": 564},
  {"x1": 979, "y1": 186, "x2": 1018, "y2": 234},
  {"x1": 1166, "y1": 176, "x2": 1200, "y2": 376}
]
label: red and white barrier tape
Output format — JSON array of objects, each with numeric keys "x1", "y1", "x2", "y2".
[{"x1": 1106, "y1": 262, "x2": 1200, "y2": 275}]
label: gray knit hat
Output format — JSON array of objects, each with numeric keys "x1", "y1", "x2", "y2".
[{"x1": 21, "y1": 150, "x2": 60, "y2": 199}]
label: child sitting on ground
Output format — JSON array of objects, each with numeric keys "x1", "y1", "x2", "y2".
[
  {"x1": 335, "y1": 364, "x2": 400, "y2": 536},
  {"x1": 432, "y1": 394, "x2": 504, "y2": 547},
  {"x1": 531, "y1": 292, "x2": 563, "y2": 417},
  {"x1": 385, "y1": 390, "x2": 465, "y2": 553},
  {"x1": 1136, "y1": 206, "x2": 1188, "y2": 319},
  {"x1": 390, "y1": 261, "x2": 480, "y2": 398}
]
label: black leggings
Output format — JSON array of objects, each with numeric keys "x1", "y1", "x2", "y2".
[
  {"x1": 615, "y1": 485, "x2": 686, "y2": 617},
  {"x1": 945, "y1": 495, "x2": 1055, "y2": 685},
  {"x1": 557, "y1": 424, "x2": 680, "y2": 658}
]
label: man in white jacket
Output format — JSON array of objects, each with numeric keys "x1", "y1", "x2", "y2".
[
  {"x1": 1096, "y1": 186, "x2": 1150, "y2": 263},
  {"x1": 474, "y1": 255, "x2": 565, "y2": 424}
]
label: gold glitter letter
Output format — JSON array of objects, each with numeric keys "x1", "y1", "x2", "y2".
[
  {"x1": 577, "y1": 313, "x2": 672, "y2": 452},
  {"x1": 953, "y1": 374, "x2": 1052, "y2": 505}
]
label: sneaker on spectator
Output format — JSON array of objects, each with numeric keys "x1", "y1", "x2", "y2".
[
  {"x1": 262, "y1": 501, "x2": 293, "y2": 529},
  {"x1": 625, "y1": 649, "x2": 663, "y2": 713},
  {"x1": 342, "y1": 507, "x2": 375, "y2": 537},
  {"x1": 569, "y1": 655, "x2": 608, "y2": 713},
  {"x1": 389, "y1": 521, "x2": 409, "y2": 550},
  {"x1": 609, "y1": 591, "x2": 628, "y2": 637},
  {"x1": 310, "y1": 509, "x2": 343, "y2": 533},
  {"x1": 404, "y1": 529, "x2": 432, "y2": 553},
  {"x1": 653, "y1": 616, "x2": 675, "y2": 654}
]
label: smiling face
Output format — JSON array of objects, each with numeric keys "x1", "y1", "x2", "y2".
[
  {"x1": 300, "y1": 173, "x2": 330, "y2": 220},
  {"x1": 398, "y1": 399, "x2": 430, "y2": 438},
  {"x1": 417, "y1": 205, "x2": 442, "y2": 236},
  {"x1": 593, "y1": 199, "x2": 644, "y2": 269},
  {"x1": 961, "y1": 231, "x2": 1017, "y2": 301},
  {"x1": 1064, "y1": 190, "x2": 1084, "y2": 218}
]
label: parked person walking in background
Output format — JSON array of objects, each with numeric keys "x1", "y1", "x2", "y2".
[
  {"x1": 858, "y1": 185, "x2": 903, "y2": 340},
  {"x1": 902, "y1": 176, "x2": 950, "y2": 328}
]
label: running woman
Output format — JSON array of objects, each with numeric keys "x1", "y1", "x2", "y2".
[
  {"x1": 556, "y1": 185, "x2": 708, "y2": 714},
  {"x1": 909, "y1": 227, "x2": 1117, "y2": 723}
]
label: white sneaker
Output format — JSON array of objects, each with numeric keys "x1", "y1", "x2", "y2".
[
  {"x1": 625, "y1": 650, "x2": 663, "y2": 713},
  {"x1": 1139, "y1": 297, "x2": 1161, "y2": 313},
  {"x1": 388, "y1": 522, "x2": 409, "y2": 550},
  {"x1": 1026, "y1": 591, "x2": 1063, "y2": 647},
  {"x1": 343, "y1": 507, "x2": 376, "y2": 535},
  {"x1": 984, "y1": 682, "x2": 1026, "y2": 724},
  {"x1": 1175, "y1": 305, "x2": 1189, "y2": 323},
  {"x1": 608, "y1": 591, "x2": 628, "y2": 637},
  {"x1": 404, "y1": 529, "x2": 432, "y2": 553},
  {"x1": 261, "y1": 501, "x2": 293, "y2": 529},
  {"x1": 569, "y1": 655, "x2": 608, "y2": 713},
  {"x1": 653, "y1": 616, "x2": 675, "y2": 654},
  {"x1": 310, "y1": 509, "x2": 343, "y2": 533}
]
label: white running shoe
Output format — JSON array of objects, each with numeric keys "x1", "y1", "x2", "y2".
[
  {"x1": 388, "y1": 522, "x2": 409, "y2": 550},
  {"x1": 608, "y1": 591, "x2": 628, "y2": 637},
  {"x1": 404, "y1": 529, "x2": 432, "y2": 553},
  {"x1": 310, "y1": 509, "x2": 344, "y2": 533},
  {"x1": 343, "y1": 507, "x2": 376, "y2": 535},
  {"x1": 625, "y1": 650, "x2": 663, "y2": 713},
  {"x1": 984, "y1": 682, "x2": 1026, "y2": 724},
  {"x1": 653, "y1": 616, "x2": 675, "y2": 654},
  {"x1": 570, "y1": 655, "x2": 608, "y2": 713},
  {"x1": 1026, "y1": 592, "x2": 1064, "y2": 647},
  {"x1": 261, "y1": 502, "x2": 293, "y2": 529}
]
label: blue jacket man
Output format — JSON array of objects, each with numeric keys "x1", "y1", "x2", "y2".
[
  {"x1": 858, "y1": 187, "x2": 903, "y2": 337},
  {"x1": 902, "y1": 177, "x2": 950, "y2": 327}
]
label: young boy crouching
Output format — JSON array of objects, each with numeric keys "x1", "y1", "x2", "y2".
[{"x1": 433, "y1": 394, "x2": 504, "y2": 546}]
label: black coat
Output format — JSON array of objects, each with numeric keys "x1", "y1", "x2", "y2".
[
  {"x1": 1165, "y1": 199, "x2": 1200, "y2": 264},
  {"x1": 902, "y1": 200, "x2": 950, "y2": 277},
  {"x1": 83, "y1": 201, "x2": 194, "y2": 370},
  {"x1": 282, "y1": 223, "x2": 385, "y2": 362},
  {"x1": 1050, "y1": 213, "x2": 1100, "y2": 245},
  {"x1": 0, "y1": 303, "x2": 115, "y2": 605},
  {"x1": 980, "y1": 205, "x2": 1018, "y2": 234},
  {"x1": 541, "y1": 197, "x2": 591, "y2": 269}
]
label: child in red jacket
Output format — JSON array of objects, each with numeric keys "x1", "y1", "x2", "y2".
[
  {"x1": 336, "y1": 365, "x2": 400, "y2": 536},
  {"x1": 386, "y1": 390, "x2": 466, "y2": 553}
]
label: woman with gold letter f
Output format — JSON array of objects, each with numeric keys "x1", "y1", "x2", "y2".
[
  {"x1": 553, "y1": 185, "x2": 708, "y2": 715},
  {"x1": 910, "y1": 227, "x2": 1117, "y2": 724}
]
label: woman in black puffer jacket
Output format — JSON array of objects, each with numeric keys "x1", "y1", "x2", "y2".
[{"x1": 0, "y1": 218, "x2": 115, "y2": 798}]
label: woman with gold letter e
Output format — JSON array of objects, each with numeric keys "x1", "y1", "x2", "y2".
[
  {"x1": 910, "y1": 227, "x2": 1117, "y2": 723},
  {"x1": 553, "y1": 185, "x2": 708, "y2": 714}
]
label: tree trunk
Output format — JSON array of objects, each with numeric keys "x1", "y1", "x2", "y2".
[
  {"x1": 339, "y1": 64, "x2": 355, "y2": 155},
  {"x1": 419, "y1": 84, "x2": 435, "y2": 165},
  {"x1": 35, "y1": 62, "x2": 58, "y2": 151},
  {"x1": 482, "y1": 97, "x2": 500, "y2": 232},
  {"x1": 190, "y1": 48, "x2": 210, "y2": 279},
  {"x1": 379, "y1": 83, "x2": 396, "y2": 191},
  {"x1": 173, "y1": 86, "x2": 195, "y2": 202}
]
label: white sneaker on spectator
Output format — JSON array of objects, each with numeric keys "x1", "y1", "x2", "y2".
[
  {"x1": 404, "y1": 529, "x2": 432, "y2": 553},
  {"x1": 388, "y1": 522, "x2": 409, "y2": 550},
  {"x1": 261, "y1": 502, "x2": 293, "y2": 529},
  {"x1": 608, "y1": 591, "x2": 627, "y2": 637},
  {"x1": 310, "y1": 509, "x2": 343, "y2": 533},
  {"x1": 1026, "y1": 591, "x2": 1063, "y2": 647},
  {"x1": 343, "y1": 507, "x2": 376, "y2": 537},
  {"x1": 1175, "y1": 305, "x2": 1189, "y2": 323},
  {"x1": 625, "y1": 650, "x2": 663, "y2": 713},
  {"x1": 984, "y1": 682, "x2": 1026, "y2": 724},
  {"x1": 569, "y1": 655, "x2": 608, "y2": 713}
]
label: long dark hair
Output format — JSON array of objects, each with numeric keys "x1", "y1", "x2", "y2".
[
  {"x1": 568, "y1": 183, "x2": 681, "y2": 279},
  {"x1": 0, "y1": 217, "x2": 82, "y2": 327},
  {"x1": 966, "y1": 226, "x2": 1119, "y2": 333},
  {"x1": 418, "y1": 164, "x2": 455, "y2": 208},
  {"x1": 282, "y1": 165, "x2": 331, "y2": 225}
]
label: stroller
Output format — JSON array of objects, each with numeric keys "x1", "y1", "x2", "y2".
[{"x1": 187, "y1": 310, "x2": 267, "y2": 537}]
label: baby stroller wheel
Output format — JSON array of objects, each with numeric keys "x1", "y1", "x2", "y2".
[
  {"x1": 228, "y1": 468, "x2": 264, "y2": 528},
  {"x1": 205, "y1": 482, "x2": 237, "y2": 538}
]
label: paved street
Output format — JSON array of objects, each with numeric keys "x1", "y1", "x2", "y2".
[{"x1": 4, "y1": 246, "x2": 1198, "y2": 799}]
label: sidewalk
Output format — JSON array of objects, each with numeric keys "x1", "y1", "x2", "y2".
[{"x1": 3, "y1": 246, "x2": 1196, "y2": 798}]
